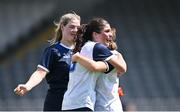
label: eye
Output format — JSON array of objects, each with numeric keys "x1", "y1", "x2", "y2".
[
  {"x1": 69, "y1": 25, "x2": 75, "y2": 29},
  {"x1": 104, "y1": 29, "x2": 110, "y2": 33}
]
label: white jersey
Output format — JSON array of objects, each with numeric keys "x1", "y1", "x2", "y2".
[
  {"x1": 62, "y1": 41, "x2": 114, "y2": 111},
  {"x1": 95, "y1": 50, "x2": 123, "y2": 112}
]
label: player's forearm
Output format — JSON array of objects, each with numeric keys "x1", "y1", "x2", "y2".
[
  {"x1": 76, "y1": 55, "x2": 107, "y2": 72},
  {"x1": 116, "y1": 54, "x2": 127, "y2": 75},
  {"x1": 25, "y1": 69, "x2": 47, "y2": 90},
  {"x1": 109, "y1": 54, "x2": 127, "y2": 75}
]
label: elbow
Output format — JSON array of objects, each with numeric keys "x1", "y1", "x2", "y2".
[
  {"x1": 123, "y1": 64, "x2": 127, "y2": 73},
  {"x1": 117, "y1": 64, "x2": 127, "y2": 75},
  {"x1": 117, "y1": 69, "x2": 126, "y2": 76},
  {"x1": 122, "y1": 68, "x2": 127, "y2": 74},
  {"x1": 119, "y1": 68, "x2": 126, "y2": 74},
  {"x1": 122, "y1": 63, "x2": 127, "y2": 73}
]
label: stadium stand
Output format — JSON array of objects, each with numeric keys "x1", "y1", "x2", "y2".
[{"x1": 0, "y1": 0, "x2": 180, "y2": 111}]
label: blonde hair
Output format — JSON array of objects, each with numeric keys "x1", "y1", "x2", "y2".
[{"x1": 50, "y1": 11, "x2": 80, "y2": 45}]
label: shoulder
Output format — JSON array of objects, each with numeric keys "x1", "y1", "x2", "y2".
[
  {"x1": 94, "y1": 43, "x2": 107, "y2": 48},
  {"x1": 93, "y1": 43, "x2": 113, "y2": 61},
  {"x1": 94, "y1": 43, "x2": 110, "y2": 53},
  {"x1": 82, "y1": 41, "x2": 96, "y2": 49},
  {"x1": 42, "y1": 42, "x2": 61, "y2": 55},
  {"x1": 80, "y1": 41, "x2": 96, "y2": 55}
]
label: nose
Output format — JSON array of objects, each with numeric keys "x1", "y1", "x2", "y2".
[
  {"x1": 108, "y1": 32, "x2": 113, "y2": 40},
  {"x1": 73, "y1": 27, "x2": 78, "y2": 32}
]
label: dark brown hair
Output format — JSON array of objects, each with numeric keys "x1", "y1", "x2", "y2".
[{"x1": 73, "y1": 18, "x2": 109, "y2": 53}]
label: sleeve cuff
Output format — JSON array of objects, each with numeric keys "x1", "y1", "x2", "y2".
[
  {"x1": 103, "y1": 61, "x2": 109, "y2": 72},
  {"x1": 37, "y1": 65, "x2": 49, "y2": 73}
]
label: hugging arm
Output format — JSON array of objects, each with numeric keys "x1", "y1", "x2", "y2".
[
  {"x1": 108, "y1": 51, "x2": 127, "y2": 76},
  {"x1": 93, "y1": 43, "x2": 127, "y2": 76},
  {"x1": 72, "y1": 52, "x2": 108, "y2": 72}
]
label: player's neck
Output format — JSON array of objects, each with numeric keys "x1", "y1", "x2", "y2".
[{"x1": 60, "y1": 40, "x2": 75, "y2": 49}]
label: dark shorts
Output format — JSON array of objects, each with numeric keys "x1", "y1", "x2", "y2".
[{"x1": 43, "y1": 90, "x2": 64, "y2": 111}]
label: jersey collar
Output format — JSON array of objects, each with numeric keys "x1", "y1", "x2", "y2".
[{"x1": 60, "y1": 42, "x2": 73, "y2": 50}]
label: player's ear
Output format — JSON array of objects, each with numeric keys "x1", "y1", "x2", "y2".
[
  {"x1": 61, "y1": 24, "x2": 65, "y2": 31},
  {"x1": 92, "y1": 32, "x2": 99, "y2": 41}
]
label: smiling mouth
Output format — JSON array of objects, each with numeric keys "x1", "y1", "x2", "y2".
[{"x1": 71, "y1": 33, "x2": 77, "y2": 36}]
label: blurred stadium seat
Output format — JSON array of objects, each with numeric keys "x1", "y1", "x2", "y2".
[{"x1": 0, "y1": 0, "x2": 180, "y2": 111}]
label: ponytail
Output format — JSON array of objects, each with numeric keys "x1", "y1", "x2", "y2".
[{"x1": 73, "y1": 24, "x2": 88, "y2": 53}]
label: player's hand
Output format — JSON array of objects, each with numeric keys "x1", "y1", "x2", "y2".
[
  {"x1": 72, "y1": 52, "x2": 80, "y2": 62},
  {"x1": 14, "y1": 84, "x2": 31, "y2": 96},
  {"x1": 118, "y1": 87, "x2": 125, "y2": 97}
]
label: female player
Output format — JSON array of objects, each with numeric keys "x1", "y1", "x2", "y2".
[
  {"x1": 62, "y1": 18, "x2": 126, "y2": 111},
  {"x1": 94, "y1": 27, "x2": 126, "y2": 111},
  {"x1": 14, "y1": 11, "x2": 80, "y2": 111},
  {"x1": 71, "y1": 27, "x2": 127, "y2": 111}
]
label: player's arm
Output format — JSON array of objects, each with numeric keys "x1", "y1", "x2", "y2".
[
  {"x1": 93, "y1": 43, "x2": 127, "y2": 75},
  {"x1": 14, "y1": 47, "x2": 53, "y2": 96},
  {"x1": 14, "y1": 67, "x2": 47, "y2": 96},
  {"x1": 108, "y1": 51, "x2": 127, "y2": 76},
  {"x1": 72, "y1": 52, "x2": 107, "y2": 72}
]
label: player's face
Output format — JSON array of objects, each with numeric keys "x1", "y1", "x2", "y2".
[
  {"x1": 61, "y1": 18, "x2": 80, "y2": 43},
  {"x1": 96, "y1": 24, "x2": 112, "y2": 46}
]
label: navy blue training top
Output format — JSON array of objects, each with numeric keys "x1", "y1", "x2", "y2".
[{"x1": 38, "y1": 42, "x2": 72, "y2": 90}]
